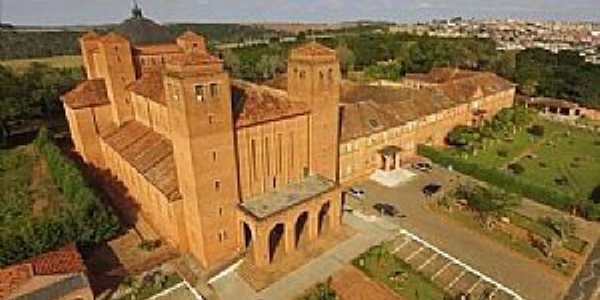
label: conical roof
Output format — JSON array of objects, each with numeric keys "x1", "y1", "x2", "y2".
[{"x1": 113, "y1": 5, "x2": 175, "y2": 45}]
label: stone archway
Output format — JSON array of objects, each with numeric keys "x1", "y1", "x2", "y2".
[
  {"x1": 318, "y1": 202, "x2": 331, "y2": 235},
  {"x1": 243, "y1": 222, "x2": 253, "y2": 249},
  {"x1": 294, "y1": 211, "x2": 309, "y2": 249},
  {"x1": 268, "y1": 223, "x2": 285, "y2": 263}
]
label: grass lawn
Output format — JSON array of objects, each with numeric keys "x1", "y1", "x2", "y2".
[
  {"x1": 353, "y1": 244, "x2": 449, "y2": 300},
  {"x1": 116, "y1": 273, "x2": 183, "y2": 300},
  {"x1": 446, "y1": 119, "x2": 600, "y2": 202},
  {"x1": 0, "y1": 55, "x2": 83, "y2": 71}
]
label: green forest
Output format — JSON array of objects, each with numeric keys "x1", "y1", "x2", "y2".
[
  {"x1": 0, "y1": 23, "x2": 280, "y2": 60},
  {"x1": 0, "y1": 64, "x2": 82, "y2": 145},
  {"x1": 2, "y1": 30, "x2": 600, "y2": 145}
]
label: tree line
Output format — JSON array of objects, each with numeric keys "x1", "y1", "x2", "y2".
[{"x1": 0, "y1": 64, "x2": 83, "y2": 146}]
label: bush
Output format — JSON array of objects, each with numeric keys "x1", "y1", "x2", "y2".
[
  {"x1": 590, "y1": 185, "x2": 600, "y2": 204},
  {"x1": 508, "y1": 163, "x2": 525, "y2": 175},
  {"x1": 528, "y1": 125, "x2": 545, "y2": 137},
  {"x1": 497, "y1": 149, "x2": 508, "y2": 157},
  {"x1": 418, "y1": 145, "x2": 575, "y2": 213}
]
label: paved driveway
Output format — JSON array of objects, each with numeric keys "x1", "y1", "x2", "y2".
[{"x1": 347, "y1": 167, "x2": 567, "y2": 300}]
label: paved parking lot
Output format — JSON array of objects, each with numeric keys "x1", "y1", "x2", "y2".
[
  {"x1": 391, "y1": 230, "x2": 522, "y2": 299},
  {"x1": 345, "y1": 166, "x2": 567, "y2": 300}
]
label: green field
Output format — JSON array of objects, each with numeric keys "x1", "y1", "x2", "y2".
[
  {"x1": 446, "y1": 120, "x2": 600, "y2": 201},
  {"x1": 0, "y1": 55, "x2": 83, "y2": 71}
]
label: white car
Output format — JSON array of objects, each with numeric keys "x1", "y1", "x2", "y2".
[
  {"x1": 348, "y1": 187, "x2": 365, "y2": 198},
  {"x1": 413, "y1": 162, "x2": 433, "y2": 172}
]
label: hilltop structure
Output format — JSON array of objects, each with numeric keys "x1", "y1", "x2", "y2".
[{"x1": 62, "y1": 8, "x2": 515, "y2": 273}]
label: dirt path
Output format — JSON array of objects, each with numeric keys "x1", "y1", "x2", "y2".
[{"x1": 331, "y1": 265, "x2": 404, "y2": 300}]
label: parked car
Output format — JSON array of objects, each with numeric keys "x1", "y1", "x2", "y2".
[
  {"x1": 373, "y1": 203, "x2": 398, "y2": 217},
  {"x1": 412, "y1": 161, "x2": 433, "y2": 172},
  {"x1": 422, "y1": 183, "x2": 442, "y2": 197},
  {"x1": 347, "y1": 187, "x2": 365, "y2": 198}
]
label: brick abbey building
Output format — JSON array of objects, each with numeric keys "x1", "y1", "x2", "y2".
[{"x1": 62, "y1": 9, "x2": 514, "y2": 273}]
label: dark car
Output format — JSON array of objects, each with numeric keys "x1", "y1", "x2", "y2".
[
  {"x1": 422, "y1": 183, "x2": 442, "y2": 197},
  {"x1": 373, "y1": 203, "x2": 398, "y2": 217}
]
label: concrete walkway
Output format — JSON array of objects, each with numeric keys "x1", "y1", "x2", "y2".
[{"x1": 211, "y1": 213, "x2": 398, "y2": 300}]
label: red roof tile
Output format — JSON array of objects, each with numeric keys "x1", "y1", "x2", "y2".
[
  {"x1": 103, "y1": 121, "x2": 181, "y2": 201},
  {"x1": 127, "y1": 71, "x2": 166, "y2": 104},
  {"x1": 291, "y1": 41, "x2": 336, "y2": 57},
  {"x1": 0, "y1": 245, "x2": 85, "y2": 299},
  {"x1": 233, "y1": 80, "x2": 309, "y2": 128},
  {"x1": 62, "y1": 79, "x2": 111, "y2": 110}
]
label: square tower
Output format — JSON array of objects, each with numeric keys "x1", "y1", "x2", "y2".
[
  {"x1": 164, "y1": 52, "x2": 241, "y2": 270},
  {"x1": 287, "y1": 42, "x2": 341, "y2": 182}
]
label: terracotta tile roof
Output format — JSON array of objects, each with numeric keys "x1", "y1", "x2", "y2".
[
  {"x1": 23, "y1": 245, "x2": 86, "y2": 276},
  {"x1": 0, "y1": 264, "x2": 32, "y2": 299},
  {"x1": 127, "y1": 71, "x2": 166, "y2": 104},
  {"x1": 339, "y1": 72, "x2": 514, "y2": 143},
  {"x1": 263, "y1": 74, "x2": 288, "y2": 91},
  {"x1": 0, "y1": 245, "x2": 85, "y2": 299},
  {"x1": 62, "y1": 79, "x2": 111, "y2": 110},
  {"x1": 232, "y1": 80, "x2": 309, "y2": 128},
  {"x1": 80, "y1": 31, "x2": 99, "y2": 41},
  {"x1": 168, "y1": 52, "x2": 221, "y2": 66},
  {"x1": 177, "y1": 31, "x2": 204, "y2": 41},
  {"x1": 134, "y1": 43, "x2": 183, "y2": 55},
  {"x1": 435, "y1": 72, "x2": 513, "y2": 102},
  {"x1": 103, "y1": 122, "x2": 181, "y2": 201},
  {"x1": 528, "y1": 97, "x2": 580, "y2": 109},
  {"x1": 99, "y1": 32, "x2": 130, "y2": 44},
  {"x1": 405, "y1": 67, "x2": 478, "y2": 84},
  {"x1": 291, "y1": 41, "x2": 336, "y2": 57}
]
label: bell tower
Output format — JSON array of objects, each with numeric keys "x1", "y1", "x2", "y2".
[
  {"x1": 288, "y1": 42, "x2": 341, "y2": 182},
  {"x1": 164, "y1": 52, "x2": 241, "y2": 270}
]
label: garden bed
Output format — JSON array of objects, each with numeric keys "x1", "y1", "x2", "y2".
[{"x1": 353, "y1": 244, "x2": 449, "y2": 300}]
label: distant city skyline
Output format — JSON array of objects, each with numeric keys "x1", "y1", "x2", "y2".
[{"x1": 1, "y1": 0, "x2": 600, "y2": 26}]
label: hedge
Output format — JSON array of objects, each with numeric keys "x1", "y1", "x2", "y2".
[
  {"x1": 418, "y1": 145, "x2": 576, "y2": 212},
  {"x1": 0, "y1": 129, "x2": 120, "y2": 266}
]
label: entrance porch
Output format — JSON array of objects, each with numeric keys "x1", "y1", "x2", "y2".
[{"x1": 238, "y1": 175, "x2": 342, "y2": 268}]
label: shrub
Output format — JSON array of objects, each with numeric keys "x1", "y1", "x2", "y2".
[
  {"x1": 497, "y1": 149, "x2": 508, "y2": 157},
  {"x1": 139, "y1": 239, "x2": 162, "y2": 251},
  {"x1": 508, "y1": 163, "x2": 525, "y2": 175},
  {"x1": 528, "y1": 125, "x2": 545, "y2": 137},
  {"x1": 447, "y1": 125, "x2": 480, "y2": 147},
  {"x1": 590, "y1": 185, "x2": 600, "y2": 204}
]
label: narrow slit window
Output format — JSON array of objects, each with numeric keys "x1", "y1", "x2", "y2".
[
  {"x1": 195, "y1": 85, "x2": 205, "y2": 102},
  {"x1": 210, "y1": 83, "x2": 219, "y2": 98}
]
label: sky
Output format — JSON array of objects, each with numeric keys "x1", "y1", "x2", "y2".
[{"x1": 2, "y1": 0, "x2": 600, "y2": 26}]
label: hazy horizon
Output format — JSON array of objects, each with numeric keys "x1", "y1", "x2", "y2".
[{"x1": 2, "y1": 0, "x2": 600, "y2": 26}]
